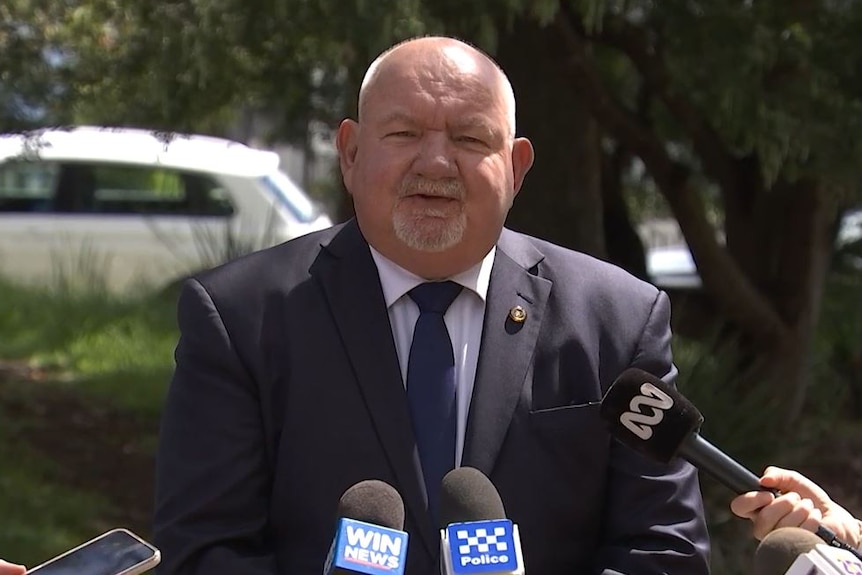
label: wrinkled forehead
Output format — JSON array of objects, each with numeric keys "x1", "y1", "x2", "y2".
[
  {"x1": 436, "y1": 44, "x2": 488, "y2": 77},
  {"x1": 358, "y1": 38, "x2": 517, "y2": 136},
  {"x1": 410, "y1": 54, "x2": 499, "y2": 102},
  {"x1": 362, "y1": 44, "x2": 508, "y2": 117},
  {"x1": 377, "y1": 44, "x2": 501, "y2": 93}
]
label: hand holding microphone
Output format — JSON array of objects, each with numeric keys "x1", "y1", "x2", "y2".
[
  {"x1": 323, "y1": 479, "x2": 409, "y2": 575},
  {"x1": 599, "y1": 368, "x2": 862, "y2": 561},
  {"x1": 732, "y1": 466, "x2": 862, "y2": 552}
]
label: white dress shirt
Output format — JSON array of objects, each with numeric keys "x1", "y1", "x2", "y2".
[{"x1": 368, "y1": 245, "x2": 495, "y2": 468}]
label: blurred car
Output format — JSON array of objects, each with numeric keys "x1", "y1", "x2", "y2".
[
  {"x1": 645, "y1": 245, "x2": 702, "y2": 290},
  {"x1": 0, "y1": 126, "x2": 333, "y2": 293},
  {"x1": 647, "y1": 208, "x2": 862, "y2": 289}
]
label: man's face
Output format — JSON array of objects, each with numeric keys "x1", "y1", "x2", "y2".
[{"x1": 337, "y1": 43, "x2": 533, "y2": 277}]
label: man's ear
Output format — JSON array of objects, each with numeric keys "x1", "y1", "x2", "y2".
[
  {"x1": 511, "y1": 137, "x2": 535, "y2": 195},
  {"x1": 336, "y1": 119, "x2": 360, "y2": 194}
]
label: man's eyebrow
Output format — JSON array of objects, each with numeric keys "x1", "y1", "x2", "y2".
[{"x1": 450, "y1": 117, "x2": 502, "y2": 137}]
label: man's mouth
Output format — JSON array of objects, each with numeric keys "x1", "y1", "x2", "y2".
[{"x1": 408, "y1": 193, "x2": 457, "y2": 200}]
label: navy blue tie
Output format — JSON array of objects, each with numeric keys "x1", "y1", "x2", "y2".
[{"x1": 407, "y1": 281, "x2": 463, "y2": 520}]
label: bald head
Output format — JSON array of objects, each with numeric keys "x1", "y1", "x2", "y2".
[{"x1": 358, "y1": 37, "x2": 517, "y2": 138}]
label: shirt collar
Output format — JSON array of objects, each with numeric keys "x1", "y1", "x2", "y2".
[{"x1": 369, "y1": 245, "x2": 496, "y2": 308}]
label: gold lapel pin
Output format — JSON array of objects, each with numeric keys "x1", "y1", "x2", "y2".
[{"x1": 508, "y1": 305, "x2": 527, "y2": 323}]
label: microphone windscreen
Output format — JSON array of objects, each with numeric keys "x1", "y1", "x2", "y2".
[
  {"x1": 754, "y1": 527, "x2": 823, "y2": 575},
  {"x1": 337, "y1": 479, "x2": 405, "y2": 530},
  {"x1": 439, "y1": 467, "x2": 505, "y2": 529},
  {"x1": 600, "y1": 368, "x2": 704, "y2": 463}
]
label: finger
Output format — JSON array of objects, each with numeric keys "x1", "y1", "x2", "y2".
[
  {"x1": 760, "y1": 468, "x2": 831, "y2": 504},
  {"x1": 0, "y1": 560, "x2": 26, "y2": 575},
  {"x1": 731, "y1": 491, "x2": 775, "y2": 518},
  {"x1": 752, "y1": 493, "x2": 802, "y2": 540},
  {"x1": 799, "y1": 508, "x2": 823, "y2": 535},
  {"x1": 774, "y1": 498, "x2": 817, "y2": 531}
]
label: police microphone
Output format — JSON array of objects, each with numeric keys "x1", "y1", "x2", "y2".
[
  {"x1": 600, "y1": 368, "x2": 862, "y2": 561},
  {"x1": 755, "y1": 527, "x2": 862, "y2": 574},
  {"x1": 323, "y1": 479, "x2": 409, "y2": 575},
  {"x1": 439, "y1": 467, "x2": 525, "y2": 575}
]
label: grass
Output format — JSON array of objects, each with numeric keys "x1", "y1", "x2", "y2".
[
  {"x1": 0, "y1": 277, "x2": 178, "y2": 565},
  {"x1": 0, "y1": 418, "x2": 114, "y2": 566},
  {"x1": 0, "y1": 278, "x2": 177, "y2": 410}
]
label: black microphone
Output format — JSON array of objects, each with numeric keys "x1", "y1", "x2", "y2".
[
  {"x1": 599, "y1": 367, "x2": 759, "y2": 492},
  {"x1": 754, "y1": 527, "x2": 825, "y2": 575},
  {"x1": 323, "y1": 479, "x2": 409, "y2": 575},
  {"x1": 600, "y1": 368, "x2": 862, "y2": 561},
  {"x1": 338, "y1": 479, "x2": 406, "y2": 528},
  {"x1": 439, "y1": 467, "x2": 507, "y2": 527},
  {"x1": 439, "y1": 467, "x2": 525, "y2": 575}
]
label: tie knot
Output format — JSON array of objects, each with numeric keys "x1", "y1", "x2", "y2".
[{"x1": 409, "y1": 281, "x2": 463, "y2": 314}]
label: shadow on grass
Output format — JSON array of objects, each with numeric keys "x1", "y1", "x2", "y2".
[
  {"x1": 0, "y1": 372, "x2": 165, "y2": 566},
  {"x1": 0, "y1": 277, "x2": 177, "y2": 565}
]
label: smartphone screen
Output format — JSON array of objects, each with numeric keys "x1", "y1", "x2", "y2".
[{"x1": 26, "y1": 529, "x2": 159, "y2": 575}]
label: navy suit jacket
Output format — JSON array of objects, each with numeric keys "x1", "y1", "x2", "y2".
[{"x1": 153, "y1": 220, "x2": 710, "y2": 575}]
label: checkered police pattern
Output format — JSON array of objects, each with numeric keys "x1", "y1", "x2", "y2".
[{"x1": 457, "y1": 527, "x2": 509, "y2": 555}]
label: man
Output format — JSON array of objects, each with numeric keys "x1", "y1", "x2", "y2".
[
  {"x1": 731, "y1": 466, "x2": 861, "y2": 550},
  {"x1": 154, "y1": 36, "x2": 710, "y2": 574},
  {"x1": 0, "y1": 560, "x2": 25, "y2": 575}
]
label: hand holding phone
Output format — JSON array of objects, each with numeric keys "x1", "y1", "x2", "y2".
[
  {"x1": 25, "y1": 529, "x2": 160, "y2": 575},
  {"x1": 0, "y1": 559, "x2": 26, "y2": 575}
]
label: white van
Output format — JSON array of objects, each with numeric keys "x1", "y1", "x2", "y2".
[{"x1": 0, "y1": 126, "x2": 333, "y2": 293}]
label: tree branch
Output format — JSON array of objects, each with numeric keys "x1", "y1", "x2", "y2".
[
  {"x1": 569, "y1": 8, "x2": 743, "y2": 198},
  {"x1": 552, "y1": 6, "x2": 788, "y2": 345}
]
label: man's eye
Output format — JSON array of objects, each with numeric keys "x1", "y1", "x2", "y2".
[
  {"x1": 456, "y1": 135, "x2": 485, "y2": 145},
  {"x1": 387, "y1": 131, "x2": 417, "y2": 138}
]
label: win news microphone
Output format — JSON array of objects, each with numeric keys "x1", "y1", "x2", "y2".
[
  {"x1": 439, "y1": 467, "x2": 525, "y2": 575},
  {"x1": 323, "y1": 479, "x2": 409, "y2": 575},
  {"x1": 600, "y1": 368, "x2": 862, "y2": 562},
  {"x1": 755, "y1": 527, "x2": 862, "y2": 575}
]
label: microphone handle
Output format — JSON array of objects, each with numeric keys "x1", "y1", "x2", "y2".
[
  {"x1": 679, "y1": 433, "x2": 862, "y2": 561},
  {"x1": 677, "y1": 432, "x2": 765, "y2": 495}
]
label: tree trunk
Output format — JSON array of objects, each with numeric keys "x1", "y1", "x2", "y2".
[
  {"x1": 495, "y1": 18, "x2": 606, "y2": 258},
  {"x1": 725, "y1": 178, "x2": 838, "y2": 421},
  {"x1": 602, "y1": 145, "x2": 648, "y2": 279},
  {"x1": 545, "y1": 1, "x2": 842, "y2": 420}
]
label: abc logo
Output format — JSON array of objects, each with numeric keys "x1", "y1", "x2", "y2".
[{"x1": 619, "y1": 382, "x2": 674, "y2": 440}]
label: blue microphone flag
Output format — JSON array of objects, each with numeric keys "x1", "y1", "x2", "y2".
[
  {"x1": 323, "y1": 518, "x2": 408, "y2": 575},
  {"x1": 442, "y1": 519, "x2": 523, "y2": 574}
]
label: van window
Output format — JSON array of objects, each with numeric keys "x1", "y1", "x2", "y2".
[
  {"x1": 260, "y1": 171, "x2": 317, "y2": 223},
  {"x1": 0, "y1": 161, "x2": 234, "y2": 216},
  {"x1": 0, "y1": 161, "x2": 59, "y2": 212}
]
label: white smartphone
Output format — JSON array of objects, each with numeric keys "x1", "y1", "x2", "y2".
[{"x1": 25, "y1": 528, "x2": 160, "y2": 575}]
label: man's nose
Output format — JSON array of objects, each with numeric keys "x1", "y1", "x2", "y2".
[{"x1": 413, "y1": 131, "x2": 457, "y2": 178}]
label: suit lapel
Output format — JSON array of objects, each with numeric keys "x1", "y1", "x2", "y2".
[
  {"x1": 462, "y1": 229, "x2": 551, "y2": 475},
  {"x1": 310, "y1": 220, "x2": 437, "y2": 556}
]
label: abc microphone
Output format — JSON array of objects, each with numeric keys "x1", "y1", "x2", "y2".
[
  {"x1": 599, "y1": 367, "x2": 757, "y2": 493},
  {"x1": 439, "y1": 467, "x2": 525, "y2": 575},
  {"x1": 600, "y1": 368, "x2": 862, "y2": 562},
  {"x1": 755, "y1": 527, "x2": 862, "y2": 575},
  {"x1": 323, "y1": 479, "x2": 409, "y2": 575}
]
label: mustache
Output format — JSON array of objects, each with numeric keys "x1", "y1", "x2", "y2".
[{"x1": 398, "y1": 177, "x2": 464, "y2": 200}]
